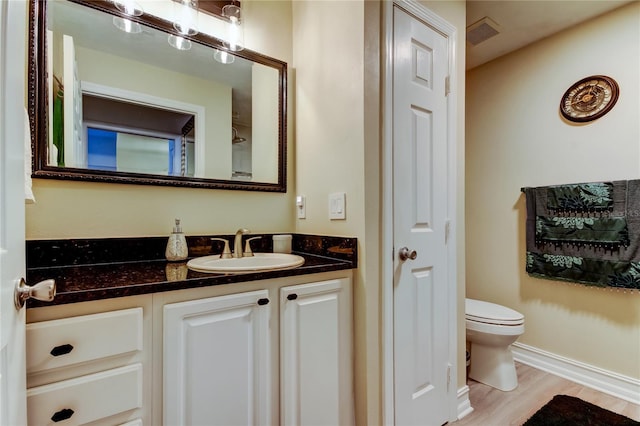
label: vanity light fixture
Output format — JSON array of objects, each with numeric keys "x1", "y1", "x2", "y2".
[
  {"x1": 213, "y1": 49, "x2": 235, "y2": 64},
  {"x1": 113, "y1": 16, "x2": 142, "y2": 34},
  {"x1": 221, "y1": 1, "x2": 244, "y2": 52},
  {"x1": 173, "y1": 0, "x2": 199, "y2": 37},
  {"x1": 112, "y1": 0, "x2": 143, "y2": 17}
]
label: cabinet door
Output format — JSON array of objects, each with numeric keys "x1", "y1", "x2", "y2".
[
  {"x1": 280, "y1": 278, "x2": 353, "y2": 426},
  {"x1": 163, "y1": 290, "x2": 272, "y2": 426}
]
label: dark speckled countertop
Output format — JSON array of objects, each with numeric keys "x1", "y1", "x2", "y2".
[{"x1": 26, "y1": 234, "x2": 357, "y2": 308}]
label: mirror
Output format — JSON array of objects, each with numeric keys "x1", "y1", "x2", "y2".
[{"x1": 28, "y1": 0, "x2": 287, "y2": 191}]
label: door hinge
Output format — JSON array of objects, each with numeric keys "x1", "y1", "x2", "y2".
[
  {"x1": 445, "y1": 75, "x2": 450, "y2": 96},
  {"x1": 446, "y1": 363, "x2": 451, "y2": 392},
  {"x1": 445, "y1": 219, "x2": 451, "y2": 244}
]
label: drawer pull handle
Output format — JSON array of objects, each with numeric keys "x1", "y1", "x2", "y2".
[
  {"x1": 50, "y1": 344, "x2": 74, "y2": 357},
  {"x1": 287, "y1": 294, "x2": 298, "y2": 301},
  {"x1": 51, "y1": 408, "x2": 74, "y2": 422},
  {"x1": 257, "y1": 298, "x2": 269, "y2": 305}
]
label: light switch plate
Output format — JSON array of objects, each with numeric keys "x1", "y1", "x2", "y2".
[
  {"x1": 296, "y1": 195, "x2": 306, "y2": 219},
  {"x1": 329, "y1": 192, "x2": 346, "y2": 220}
]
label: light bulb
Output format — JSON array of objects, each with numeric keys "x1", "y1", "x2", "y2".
[
  {"x1": 168, "y1": 34, "x2": 192, "y2": 51},
  {"x1": 222, "y1": 4, "x2": 244, "y2": 52},
  {"x1": 214, "y1": 49, "x2": 235, "y2": 64},
  {"x1": 228, "y1": 18, "x2": 240, "y2": 51},
  {"x1": 113, "y1": 16, "x2": 142, "y2": 34},
  {"x1": 173, "y1": 0, "x2": 198, "y2": 36}
]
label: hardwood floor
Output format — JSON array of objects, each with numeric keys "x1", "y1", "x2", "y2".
[{"x1": 452, "y1": 362, "x2": 640, "y2": 426}]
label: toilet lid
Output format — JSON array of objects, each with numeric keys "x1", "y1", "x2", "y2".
[{"x1": 465, "y1": 298, "x2": 524, "y2": 326}]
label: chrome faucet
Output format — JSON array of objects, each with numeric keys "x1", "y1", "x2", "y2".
[{"x1": 234, "y1": 228, "x2": 250, "y2": 258}]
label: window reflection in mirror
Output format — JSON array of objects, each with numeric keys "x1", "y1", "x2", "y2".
[{"x1": 35, "y1": 0, "x2": 286, "y2": 190}]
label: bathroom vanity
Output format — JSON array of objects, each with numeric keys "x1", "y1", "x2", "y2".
[{"x1": 25, "y1": 234, "x2": 356, "y2": 426}]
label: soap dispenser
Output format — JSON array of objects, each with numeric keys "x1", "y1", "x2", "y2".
[{"x1": 165, "y1": 218, "x2": 188, "y2": 261}]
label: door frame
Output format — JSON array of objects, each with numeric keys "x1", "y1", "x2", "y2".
[{"x1": 381, "y1": 0, "x2": 459, "y2": 423}]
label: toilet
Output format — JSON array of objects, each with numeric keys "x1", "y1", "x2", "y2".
[{"x1": 465, "y1": 298, "x2": 525, "y2": 392}]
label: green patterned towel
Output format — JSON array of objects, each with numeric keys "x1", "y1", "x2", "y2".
[
  {"x1": 526, "y1": 253, "x2": 640, "y2": 289},
  {"x1": 546, "y1": 182, "x2": 613, "y2": 213},
  {"x1": 536, "y1": 216, "x2": 630, "y2": 249},
  {"x1": 524, "y1": 180, "x2": 640, "y2": 290}
]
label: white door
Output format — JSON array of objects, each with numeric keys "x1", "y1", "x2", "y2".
[
  {"x1": 163, "y1": 290, "x2": 273, "y2": 426},
  {"x1": 392, "y1": 5, "x2": 450, "y2": 426},
  {"x1": 280, "y1": 278, "x2": 353, "y2": 426},
  {"x1": 0, "y1": 1, "x2": 29, "y2": 424}
]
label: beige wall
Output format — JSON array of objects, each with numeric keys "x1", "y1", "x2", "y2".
[
  {"x1": 26, "y1": 0, "x2": 294, "y2": 239},
  {"x1": 291, "y1": 0, "x2": 370, "y2": 422},
  {"x1": 466, "y1": 2, "x2": 640, "y2": 379}
]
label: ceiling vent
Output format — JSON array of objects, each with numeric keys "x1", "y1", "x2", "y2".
[{"x1": 466, "y1": 17, "x2": 500, "y2": 46}]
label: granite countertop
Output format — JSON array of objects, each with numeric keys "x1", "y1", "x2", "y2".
[{"x1": 26, "y1": 234, "x2": 357, "y2": 308}]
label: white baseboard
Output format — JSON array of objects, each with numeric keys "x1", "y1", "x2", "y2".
[
  {"x1": 456, "y1": 385, "x2": 474, "y2": 420},
  {"x1": 512, "y1": 342, "x2": 640, "y2": 405}
]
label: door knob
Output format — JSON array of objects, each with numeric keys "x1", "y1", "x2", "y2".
[
  {"x1": 398, "y1": 247, "x2": 417, "y2": 261},
  {"x1": 14, "y1": 278, "x2": 56, "y2": 310}
]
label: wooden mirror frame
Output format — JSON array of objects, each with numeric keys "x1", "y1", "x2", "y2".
[{"x1": 28, "y1": 0, "x2": 287, "y2": 192}]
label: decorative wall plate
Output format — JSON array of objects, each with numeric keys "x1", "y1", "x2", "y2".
[{"x1": 560, "y1": 75, "x2": 619, "y2": 122}]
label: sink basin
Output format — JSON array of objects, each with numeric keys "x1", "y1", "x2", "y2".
[{"x1": 187, "y1": 253, "x2": 305, "y2": 274}]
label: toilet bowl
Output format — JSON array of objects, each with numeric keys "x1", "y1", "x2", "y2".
[{"x1": 465, "y1": 298, "x2": 524, "y2": 391}]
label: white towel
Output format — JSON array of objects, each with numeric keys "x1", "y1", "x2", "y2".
[{"x1": 24, "y1": 108, "x2": 36, "y2": 203}]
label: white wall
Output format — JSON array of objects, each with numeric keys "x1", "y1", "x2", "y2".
[
  {"x1": 466, "y1": 2, "x2": 640, "y2": 379},
  {"x1": 26, "y1": 0, "x2": 294, "y2": 239}
]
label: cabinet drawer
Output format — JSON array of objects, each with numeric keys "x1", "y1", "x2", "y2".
[
  {"x1": 27, "y1": 363, "x2": 143, "y2": 426},
  {"x1": 26, "y1": 308, "x2": 143, "y2": 374}
]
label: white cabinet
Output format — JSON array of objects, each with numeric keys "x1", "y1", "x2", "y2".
[
  {"x1": 163, "y1": 289, "x2": 274, "y2": 426},
  {"x1": 280, "y1": 278, "x2": 354, "y2": 426},
  {"x1": 161, "y1": 272, "x2": 353, "y2": 425},
  {"x1": 26, "y1": 295, "x2": 152, "y2": 426},
  {"x1": 26, "y1": 271, "x2": 353, "y2": 426}
]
